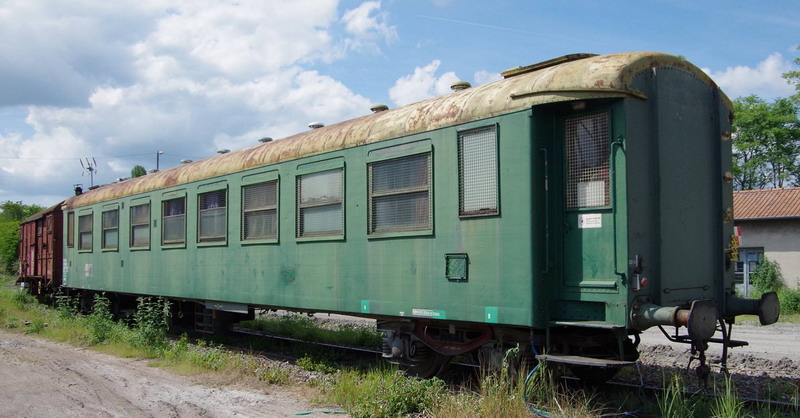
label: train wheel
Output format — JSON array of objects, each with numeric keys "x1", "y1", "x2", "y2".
[
  {"x1": 568, "y1": 365, "x2": 618, "y2": 385},
  {"x1": 400, "y1": 343, "x2": 449, "y2": 378}
]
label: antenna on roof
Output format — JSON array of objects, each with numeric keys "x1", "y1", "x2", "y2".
[{"x1": 80, "y1": 157, "x2": 98, "y2": 187}]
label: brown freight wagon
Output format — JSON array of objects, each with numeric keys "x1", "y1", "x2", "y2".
[{"x1": 18, "y1": 201, "x2": 64, "y2": 295}]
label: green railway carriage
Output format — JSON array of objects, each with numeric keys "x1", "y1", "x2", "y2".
[{"x1": 60, "y1": 52, "x2": 778, "y2": 379}]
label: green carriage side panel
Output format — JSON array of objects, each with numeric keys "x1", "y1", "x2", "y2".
[{"x1": 63, "y1": 110, "x2": 538, "y2": 327}]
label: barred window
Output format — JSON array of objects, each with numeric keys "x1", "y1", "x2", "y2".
[
  {"x1": 565, "y1": 113, "x2": 610, "y2": 208},
  {"x1": 66, "y1": 212, "x2": 74, "y2": 248},
  {"x1": 78, "y1": 213, "x2": 93, "y2": 251},
  {"x1": 242, "y1": 181, "x2": 278, "y2": 240},
  {"x1": 458, "y1": 126, "x2": 498, "y2": 216},
  {"x1": 130, "y1": 204, "x2": 150, "y2": 248},
  {"x1": 297, "y1": 169, "x2": 343, "y2": 237},
  {"x1": 368, "y1": 153, "x2": 431, "y2": 234},
  {"x1": 162, "y1": 197, "x2": 186, "y2": 244},
  {"x1": 198, "y1": 189, "x2": 227, "y2": 242},
  {"x1": 102, "y1": 209, "x2": 119, "y2": 249}
]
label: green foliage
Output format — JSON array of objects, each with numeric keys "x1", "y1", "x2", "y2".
[
  {"x1": 86, "y1": 294, "x2": 119, "y2": 344},
  {"x1": 131, "y1": 165, "x2": 147, "y2": 178},
  {"x1": 130, "y1": 297, "x2": 171, "y2": 349},
  {"x1": 783, "y1": 46, "x2": 800, "y2": 103},
  {"x1": 55, "y1": 294, "x2": 80, "y2": 319},
  {"x1": 0, "y1": 221, "x2": 20, "y2": 274},
  {"x1": 0, "y1": 201, "x2": 44, "y2": 222},
  {"x1": 749, "y1": 258, "x2": 785, "y2": 294},
  {"x1": 240, "y1": 314, "x2": 382, "y2": 349},
  {"x1": 731, "y1": 95, "x2": 800, "y2": 189},
  {"x1": 712, "y1": 377, "x2": 743, "y2": 418},
  {"x1": 296, "y1": 355, "x2": 338, "y2": 374},
  {"x1": 326, "y1": 368, "x2": 446, "y2": 418},
  {"x1": 11, "y1": 290, "x2": 34, "y2": 310},
  {"x1": 778, "y1": 288, "x2": 800, "y2": 314}
]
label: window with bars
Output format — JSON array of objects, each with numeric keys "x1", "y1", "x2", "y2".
[
  {"x1": 297, "y1": 169, "x2": 343, "y2": 238},
  {"x1": 242, "y1": 181, "x2": 278, "y2": 240},
  {"x1": 458, "y1": 126, "x2": 498, "y2": 216},
  {"x1": 565, "y1": 112, "x2": 610, "y2": 208},
  {"x1": 102, "y1": 209, "x2": 119, "y2": 249},
  {"x1": 162, "y1": 197, "x2": 186, "y2": 244},
  {"x1": 66, "y1": 212, "x2": 74, "y2": 247},
  {"x1": 368, "y1": 153, "x2": 431, "y2": 234},
  {"x1": 130, "y1": 203, "x2": 150, "y2": 248},
  {"x1": 198, "y1": 190, "x2": 227, "y2": 242},
  {"x1": 78, "y1": 213, "x2": 93, "y2": 251}
]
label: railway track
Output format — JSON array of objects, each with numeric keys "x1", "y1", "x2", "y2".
[{"x1": 223, "y1": 326, "x2": 799, "y2": 416}]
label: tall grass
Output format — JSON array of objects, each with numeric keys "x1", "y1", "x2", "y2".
[{"x1": 240, "y1": 313, "x2": 383, "y2": 349}]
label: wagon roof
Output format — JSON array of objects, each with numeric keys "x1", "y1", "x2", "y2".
[
  {"x1": 22, "y1": 201, "x2": 64, "y2": 223},
  {"x1": 64, "y1": 51, "x2": 728, "y2": 209}
]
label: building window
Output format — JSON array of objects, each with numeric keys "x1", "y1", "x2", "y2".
[
  {"x1": 78, "y1": 213, "x2": 93, "y2": 251},
  {"x1": 735, "y1": 248, "x2": 764, "y2": 297},
  {"x1": 565, "y1": 112, "x2": 610, "y2": 208},
  {"x1": 66, "y1": 212, "x2": 74, "y2": 248},
  {"x1": 297, "y1": 169, "x2": 343, "y2": 237},
  {"x1": 130, "y1": 203, "x2": 150, "y2": 248},
  {"x1": 102, "y1": 209, "x2": 119, "y2": 249},
  {"x1": 198, "y1": 189, "x2": 227, "y2": 242},
  {"x1": 368, "y1": 153, "x2": 431, "y2": 234},
  {"x1": 242, "y1": 181, "x2": 278, "y2": 240},
  {"x1": 458, "y1": 126, "x2": 498, "y2": 216},
  {"x1": 162, "y1": 197, "x2": 186, "y2": 244}
]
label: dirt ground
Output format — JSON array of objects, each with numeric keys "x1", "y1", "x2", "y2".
[{"x1": 0, "y1": 329, "x2": 335, "y2": 417}]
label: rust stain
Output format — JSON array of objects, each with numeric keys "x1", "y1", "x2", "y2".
[{"x1": 64, "y1": 52, "x2": 731, "y2": 210}]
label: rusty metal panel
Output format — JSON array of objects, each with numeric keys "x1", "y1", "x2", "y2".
[
  {"x1": 64, "y1": 52, "x2": 731, "y2": 210},
  {"x1": 18, "y1": 203, "x2": 63, "y2": 288}
]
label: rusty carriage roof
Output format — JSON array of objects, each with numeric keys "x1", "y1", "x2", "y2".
[{"x1": 64, "y1": 51, "x2": 729, "y2": 209}]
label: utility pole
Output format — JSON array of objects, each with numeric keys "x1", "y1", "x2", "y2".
[{"x1": 156, "y1": 151, "x2": 164, "y2": 171}]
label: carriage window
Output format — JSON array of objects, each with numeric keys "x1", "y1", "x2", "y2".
[
  {"x1": 297, "y1": 169, "x2": 343, "y2": 237},
  {"x1": 66, "y1": 212, "x2": 75, "y2": 248},
  {"x1": 162, "y1": 197, "x2": 186, "y2": 244},
  {"x1": 368, "y1": 153, "x2": 431, "y2": 234},
  {"x1": 130, "y1": 203, "x2": 150, "y2": 248},
  {"x1": 458, "y1": 126, "x2": 498, "y2": 216},
  {"x1": 242, "y1": 181, "x2": 278, "y2": 240},
  {"x1": 102, "y1": 209, "x2": 119, "y2": 249},
  {"x1": 198, "y1": 190, "x2": 227, "y2": 242},
  {"x1": 565, "y1": 112, "x2": 610, "y2": 208},
  {"x1": 78, "y1": 213, "x2": 93, "y2": 251}
]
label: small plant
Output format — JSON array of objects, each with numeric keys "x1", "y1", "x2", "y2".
[
  {"x1": 26, "y1": 318, "x2": 46, "y2": 334},
  {"x1": 55, "y1": 294, "x2": 80, "y2": 319},
  {"x1": 255, "y1": 366, "x2": 290, "y2": 385},
  {"x1": 778, "y1": 288, "x2": 800, "y2": 314},
  {"x1": 86, "y1": 293, "x2": 117, "y2": 344},
  {"x1": 296, "y1": 355, "x2": 339, "y2": 374},
  {"x1": 5, "y1": 316, "x2": 19, "y2": 328},
  {"x1": 712, "y1": 376, "x2": 743, "y2": 418},
  {"x1": 131, "y1": 297, "x2": 171, "y2": 350},
  {"x1": 750, "y1": 258, "x2": 785, "y2": 295},
  {"x1": 658, "y1": 374, "x2": 691, "y2": 418},
  {"x1": 11, "y1": 290, "x2": 34, "y2": 310}
]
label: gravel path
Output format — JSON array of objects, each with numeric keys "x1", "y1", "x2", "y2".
[{"x1": 0, "y1": 329, "x2": 333, "y2": 417}]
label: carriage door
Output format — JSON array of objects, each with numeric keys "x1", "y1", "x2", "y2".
[{"x1": 561, "y1": 111, "x2": 617, "y2": 290}]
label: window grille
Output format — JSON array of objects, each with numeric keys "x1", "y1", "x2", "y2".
[
  {"x1": 565, "y1": 113, "x2": 610, "y2": 208},
  {"x1": 297, "y1": 169, "x2": 343, "y2": 237},
  {"x1": 130, "y1": 204, "x2": 150, "y2": 247},
  {"x1": 458, "y1": 126, "x2": 498, "y2": 216},
  {"x1": 162, "y1": 197, "x2": 186, "y2": 244},
  {"x1": 198, "y1": 190, "x2": 227, "y2": 242},
  {"x1": 368, "y1": 153, "x2": 431, "y2": 234},
  {"x1": 66, "y1": 212, "x2": 74, "y2": 247},
  {"x1": 102, "y1": 209, "x2": 119, "y2": 249},
  {"x1": 242, "y1": 181, "x2": 278, "y2": 240},
  {"x1": 78, "y1": 213, "x2": 93, "y2": 250}
]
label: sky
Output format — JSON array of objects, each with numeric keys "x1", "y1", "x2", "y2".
[{"x1": 0, "y1": 0, "x2": 798, "y2": 207}]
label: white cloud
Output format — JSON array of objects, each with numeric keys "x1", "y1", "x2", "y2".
[
  {"x1": 0, "y1": 0, "x2": 389, "y2": 204},
  {"x1": 388, "y1": 60, "x2": 460, "y2": 106},
  {"x1": 703, "y1": 52, "x2": 795, "y2": 100},
  {"x1": 341, "y1": 1, "x2": 397, "y2": 53},
  {"x1": 474, "y1": 70, "x2": 502, "y2": 86}
]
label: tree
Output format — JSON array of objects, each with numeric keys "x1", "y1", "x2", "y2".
[
  {"x1": 131, "y1": 165, "x2": 147, "y2": 178},
  {"x1": 783, "y1": 45, "x2": 800, "y2": 103},
  {"x1": 0, "y1": 201, "x2": 44, "y2": 274},
  {"x1": 732, "y1": 95, "x2": 800, "y2": 190}
]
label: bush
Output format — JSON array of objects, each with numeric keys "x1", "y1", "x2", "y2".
[
  {"x1": 749, "y1": 258, "x2": 785, "y2": 294},
  {"x1": 326, "y1": 369, "x2": 446, "y2": 418},
  {"x1": 131, "y1": 297, "x2": 170, "y2": 349},
  {"x1": 0, "y1": 221, "x2": 20, "y2": 274},
  {"x1": 86, "y1": 294, "x2": 118, "y2": 344},
  {"x1": 778, "y1": 288, "x2": 800, "y2": 314}
]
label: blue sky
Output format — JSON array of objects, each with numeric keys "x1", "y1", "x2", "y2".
[{"x1": 0, "y1": 0, "x2": 798, "y2": 206}]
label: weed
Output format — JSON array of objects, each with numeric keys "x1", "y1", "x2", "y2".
[
  {"x1": 130, "y1": 297, "x2": 170, "y2": 350},
  {"x1": 86, "y1": 293, "x2": 121, "y2": 344},
  {"x1": 296, "y1": 355, "x2": 339, "y2": 374},
  {"x1": 55, "y1": 293, "x2": 80, "y2": 318},
  {"x1": 712, "y1": 376, "x2": 743, "y2": 418},
  {"x1": 255, "y1": 366, "x2": 290, "y2": 385},
  {"x1": 657, "y1": 374, "x2": 691, "y2": 418},
  {"x1": 26, "y1": 318, "x2": 46, "y2": 334},
  {"x1": 5, "y1": 316, "x2": 18, "y2": 328},
  {"x1": 11, "y1": 290, "x2": 34, "y2": 310}
]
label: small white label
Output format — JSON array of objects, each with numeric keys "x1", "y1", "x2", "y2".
[
  {"x1": 578, "y1": 213, "x2": 602, "y2": 229},
  {"x1": 85, "y1": 264, "x2": 93, "y2": 277}
]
